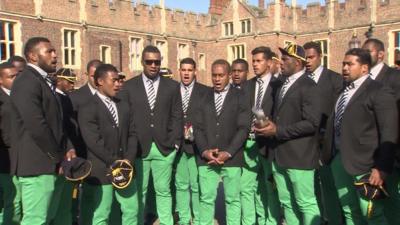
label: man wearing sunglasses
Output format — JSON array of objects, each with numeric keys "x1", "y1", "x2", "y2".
[{"x1": 120, "y1": 45, "x2": 182, "y2": 225}]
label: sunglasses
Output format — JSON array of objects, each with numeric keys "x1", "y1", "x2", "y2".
[{"x1": 144, "y1": 60, "x2": 161, "y2": 66}]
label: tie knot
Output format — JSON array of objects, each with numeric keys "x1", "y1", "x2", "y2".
[
  {"x1": 345, "y1": 82, "x2": 355, "y2": 91},
  {"x1": 147, "y1": 79, "x2": 154, "y2": 85},
  {"x1": 257, "y1": 78, "x2": 263, "y2": 85}
]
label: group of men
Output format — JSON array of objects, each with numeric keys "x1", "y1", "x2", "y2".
[{"x1": 0, "y1": 35, "x2": 399, "y2": 225}]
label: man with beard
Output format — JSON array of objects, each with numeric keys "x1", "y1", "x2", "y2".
[{"x1": 10, "y1": 37, "x2": 76, "y2": 225}]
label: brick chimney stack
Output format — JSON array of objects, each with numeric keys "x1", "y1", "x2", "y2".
[
  {"x1": 209, "y1": 0, "x2": 231, "y2": 15},
  {"x1": 259, "y1": 0, "x2": 265, "y2": 9}
]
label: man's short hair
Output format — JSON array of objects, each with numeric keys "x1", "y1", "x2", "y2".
[
  {"x1": 94, "y1": 64, "x2": 118, "y2": 86},
  {"x1": 345, "y1": 48, "x2": 372, "y2": 69},
  {"x1": 141, "y1": 45, "x2": 161, "y2": 60},
  {"x1": 211, "y1": 59, "x2": 231, "y2": 74},
  {"x1": 0, "y1": 62, "x2": 15, "y2": 77},
  {"x1": 8, "y1": 55, "x2": 26, "y2": 64},
  {"x1": 180, "y1": 57, "x2": 196, "y2": 69},
  {"x1": 86, "y1": 59, "x2": 103, "y2": 73},
  {"x1": 232, "y1": 58, "x2": 249, "y2": 71},
  {"x1": 251, "y1": 46, "x2": 273, "y2": 60},
  {"x1": 23, "y1": 37, "x2": 50, "y2": 59},
  {"x1": 303, "y1": 41, "x2": 322, "y2": 55},
  {"x1": 364, "y1": 38, "x2": 385, "y2": 52}
]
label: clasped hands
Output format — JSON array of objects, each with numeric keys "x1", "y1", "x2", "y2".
[
  {"x1": 202, "y1": 148, "x2": 231, "y2": 165},
  {"x1": 253, "y1": 119, "x2": 277, "y2": 137}
]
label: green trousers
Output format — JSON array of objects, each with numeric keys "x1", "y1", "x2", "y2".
[
  {"x1": 47, "y1": 176, "x2": 74, "y2": 225},
  {"x1": 19, "y1": 175, "x2": 56, "y2": 225},
  {"x1": 383, "y1": 168, "x2": 400, "y2": 225},
  {"x1": 136, "y1": 143, "x2": 176, "y2": 225},
  {"x1": 272, "y1": 162, "x2": 320, "y2": 225},
  {"x1": 331, "y1": 154, "x2": 387, "y2": 225},
  {"x1": 0, "y1": 174, "x2": 21, "y2": 225},
  {"x1": 315, "y1": 165, "x2": 343, "y2": 225},
  {"x1": 198, "y1": 165, "x2": 241, "y2": 225},
  {"x1": 240, "y1": 140, "x2": 280, "y2": 225},
  {"x1": 82, "y1": 182, "x2": 138, "y2": 225},
  {"x1": 175, "y1": 151, "x2": 199, "y2": 225}
]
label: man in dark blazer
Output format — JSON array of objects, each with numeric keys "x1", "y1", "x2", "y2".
[
  {"x1": 240, "y1": 47, "x2": 280, "y2": 225},
  {"x1": 194, "y1": 59, "x2": 251, "y2": 225},
  {"x1": 362, "y1": 39, "x2": 400, "y2": 225},
  {"x1": 0, "y1": 62, "x2": 21, "y2": 225},
  {"x1": 255, "y1": 43, "x2": 321, "y2": 225},
  {"x1": 10, "y1": 37, "x2": 76, "y2": 225},
  {"x1": 174, "y1": 57, "x2": 209, "y2": 225},
  {"x1": 119, "y1": 45, "x2": 182, "y2": 225},
  {"x1": 304, "y1": 41, "x2": 344, "y2": 225},
  {"x1": 322, "y1": 48, "x2": 398, "y2": 225},
  {"x1": 78, "y1": 64, "x2": 138, "y2": 225},
  {"x1": 231, "y1": 58, "x2": 249, "y2": 89}
]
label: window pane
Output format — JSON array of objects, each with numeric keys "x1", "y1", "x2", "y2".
[
  {"x1": 64, "y1": 31, "x2": 69, "y2": 47},
  {"x1": 247, "y1": 20, "x2": 251, "y2": 33},
  {"x1": 8, "y1": 23, "x2": 14, "y2": 41},
  {"x1": 70, "y1": 31, "x2": 75, "y2": 48},
  {"x1": 10, "y1": 43, "x2": 15, "y2": 57},
  {"x1": 323, "y1": 56, "x2": 328, "y2": 67},
  {"x1": 225, "y1": 23, "x2": 228, "y2": 36},
  {"x1": 0, "y1": 43, "x2": 5, "y2": 61},
  {"x1": 0, "y1": 22, "x2": 5, "y2": 40},
  {"x1": 64, "y1": 49, "x2": 69, "y2": 65},
  {"x1": 71, "y1": 49, "x2": 75, "y2": 65},
  {"x1": 242, "y1": 21, "x2": 245, "y2": 34}
]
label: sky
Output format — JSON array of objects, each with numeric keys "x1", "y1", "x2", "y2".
[{"x1": 144, "y1": 0, "x2": 328, "y2": 13}]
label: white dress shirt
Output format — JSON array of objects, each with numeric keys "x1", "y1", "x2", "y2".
[
  {"x1": 254, "y1": 73, "x2": 272, "y2": 107},
  {"x1": 310, "y1": 65, "x2": 324, "y2": 83},
  {"x1": 142, "y1": 73, "x2": 160, "y2": 99},
  {"x1": 369, "y1": 62, "x2": 384, "y2": 80},
  {"x1": 97, "y1": 92, "x2": 119, "y2": 126}
]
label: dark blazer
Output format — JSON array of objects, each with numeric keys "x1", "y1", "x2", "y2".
[
  {"x1": 314, "y1": 68, "x2": 343, "y2": 134},
  {"x1": 323, "y1": 78, "x2": 398, "y2": 175},
  {"x1": 242, "y1": 76, "x2": 280, "y2": 157},
  {"x1": 69, "y1": 84, "x2": 95, "y2": 158},
  {"x1": 0, "y1": 89, "x2": 10, "y2": 173},
  {"x1": 180, "y1": 82, "x2": 210, "y2": 154},
  {"x1": 10, "y1": 66, "x2": 67, "y2": 176},
  {"x1": 78, "y1": 94, "x2": 137, "y2": 185},
  {"x1": 270, "y1": 73, "x2": 320, "y2": 169},
  {"x1": 119, "y1": 74, "x2": 182, "y2": 158},
  {"x1": 194, "y1": 87, "x2": 251, "y2": 167}
]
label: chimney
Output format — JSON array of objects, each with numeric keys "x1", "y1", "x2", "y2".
[
  {"x1": 259, "y1": 0, "x2": 265, "y2": 9},
  {"x1": 209, "y1": 0, "x2": 231, "y2": 15}
]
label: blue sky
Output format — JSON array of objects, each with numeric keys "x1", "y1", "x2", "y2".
[{"x1": 145, "y1": 0, "x2": 326, "y2": 13}]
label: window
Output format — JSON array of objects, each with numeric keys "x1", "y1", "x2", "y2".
[
  {"x1": 393, "y1": 31, "x2": 400, "y2": 65},
  {"x1": 241, "y1": 19, "x2": 251, "y2": 34},
  {"x1": 129, "y1": 37, "x2": 143, "y2": 71},
  {"x1": 223, "y1": 22, "x2": 234, "y2": 36},
  {"x1": 155, "y1": 40, "x2": 168, "y2": 68},
  {"x1": 313, "y1": 39, "x2": 329, "y2": 67},
  {"x1": 100, "y1": 45, "x2": 111, "y2": 64},
  {"x1": 228, "y1": 44, "x2": 246, "y2": 62},
  {"x1": 198, "y1": 53, "x2": 206, "y2": 71},
  {"x1": 177, "y1": 43, "x2": 189, "y2": 68},
  {"x1": 62, "y1": 29, "x2": 79, "y2": 67},
  {"x1": 0, "y1": 21, "x2": 16, "y2": 62}
]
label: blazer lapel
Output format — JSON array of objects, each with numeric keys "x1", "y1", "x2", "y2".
[
  {"x1": 345, "y1": 77, "x2": 371, "y2": 109},
  {"x1": 375, "y1": 64, "x2": 388, "y2": 82},
  {"x1": 277, "y1": 75, "x2": 303, "y2": 112},
  {"x1": 249, "y1": 78, "x2": 256, "y2": 107},
  {"x1": 153, "y1": 76, "x2": 165, "y2": 111},
  {"x1": 187, "y1": 83, "x2": 199, "y2": 114},
  {"x1": 218, "y1": 88, "x2": 233, "y2": 117},
  {"x1": 138, "y1": 74, "x2": 152, "y2": 112},
  {"x1": 95, "y1": 94, "x2": 116, "y2": 126}
]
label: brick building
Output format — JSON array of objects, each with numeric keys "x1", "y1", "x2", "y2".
[{"x1": 1, "y1": 0, "x2": 400, "y2": 85}]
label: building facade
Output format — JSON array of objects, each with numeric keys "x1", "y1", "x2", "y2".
[{"x1": 1, "y1": 0, "x2": 400, "y2": 85}]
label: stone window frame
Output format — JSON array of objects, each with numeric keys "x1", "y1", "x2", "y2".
[
  {"x1": 198, "y1": 53, "x2": 206, "y2": 71},
  {"x1": 155, "y1": 39, "x2": 168, "y2": 68},
  {"x1": 61, "y1": 28, "x2": 81, "y2": 69},
  {"x1": 222, "y1": 21, "x2": 234, "y2": 37},
  {"x1": 128, "y1": 36, "x2": 144, "y2": 72},
  {"x1": 177, "y1": 42, "x2": 189, "y2": 69},
  {"x1": 0, "y1": 18, "x2": 22, "y2": 63},
  {"x1": 388, "y1": 29, "x2": 400, "y2": 66},
  {"x1": 99, "y1": 45, "x2": 111, "y2": 64},
  {"x1": 313, "y1": 38, "x2": 330, "y2": 68},
  {"x1": 240, "y1": 18, "x2": 251, "y2": 34},
  {"x1": 227, "y1": 43, "x2": 247, "y2": 63}
]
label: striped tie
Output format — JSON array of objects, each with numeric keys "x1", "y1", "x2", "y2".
[
  {"x1": 182, "y1": 86, "x2": 190, "y2": 114},
  {"x1": 255, "y1": 78, "x2": 264, "y2": 109},
  {"x1": 278, "y1": 78, "x2": 290, "y2": 104},
  {"x1": 45, "y1": 76, "x2": 56, "y2": 94},
  {"x1": 215, "y1": 93, "x2": 223, "y2": 116},
  {"x1": 308, "y1": 72, "x2": 316, "y2": 82},
  {"x1": 105, "y1": 98, "x2": 118, "y2": 126},
  {"x1": 147, "y1": 79, "x2": 156, "y2": 110},
  {"x1": 334, "y1": 83, "x2": 355, "y2": 137}
]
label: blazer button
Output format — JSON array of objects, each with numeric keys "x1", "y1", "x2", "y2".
[
  {"x1": 150, "y1": 124, "x2": 154, "y2": 128},
  {"x1": 216, "y1": 122, "x2": 219, "y2": 126},
  {"x1": 216, "y1": 134, "x2": 219, "y2": 138},
  {"x1": 150, "y1": 113, "x2": 154, "y2": 116},
  {"x1": 184, "y1": 115, "x2": 187, "y2": 119}
]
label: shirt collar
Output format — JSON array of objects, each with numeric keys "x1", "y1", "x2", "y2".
[
  {"x1": 27, "y1": 63, "x2": 48, "y2": 78},
  {"x1": 214, "y1": 83, "x2": 230, "y2": 94},
  {"x1": 1, "y1": 87, "x2": 10, "y2": 96},
  {"x1": 352, "y1": 74, "x2": 369, "y2": 88},
  {"x1": 287, "y1": 68, "x2": 306, "y2": 83},
  {"x1": 313, "y1": 65, "x2": 324, "y2": 77},
  {"x1": 96, "y1": 91, "x2": 112, "y2": 103},
  {"x1": 142, "y1": 73, "x2": 160, "y2": 83},
  {"x1": 55, "y1": 88, "x2": 66, "y2": 96},
  {"x1": 370, "y1": 62, "x2": 384, "y2": 80},
  {"x1": 88, "y1": 82, "x2": 97, "y2": 95},
  {"x1": 257, "y1": 72, "x2": 272, "y2": 82},
  {"x1": 181, "y1": 80, "x2": 195, "y2": 89}
]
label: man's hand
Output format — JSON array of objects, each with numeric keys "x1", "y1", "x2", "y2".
[
  {"x1": 215, "y1": 151, "x2": 231, "y2": 165},
  {"x1": 65, "y1": 149, "x2": 77, "y2": 161},
  {"x1": 254, "y1": 121, "x2": 277, "y2": 137},
  {"x1": 369, "y1": 168, "x2": 387, "y2": 186},
  {"x1": 202, "y1": 149, "x2": 219, "y2": 165}
]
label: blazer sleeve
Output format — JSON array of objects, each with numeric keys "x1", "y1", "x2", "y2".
[
  {"x1": 78, "y1": 104, "x2": 116, "y2": 166},
  {"x1": 276, "y1": 83, "x2": 320, "y2": 141},
  {"x1": 10, "y1": 78, "x2": 62, "y2": 161},
  {"x1": 373, "y1": 86, "x2": 398, "y2": 174},
  {"x1": 167, "y1": 86, "x2": 183, "y2": 148},
  {"x1": 125, "y1": 107, "x2": 138, "y2": 163},
  {"x1": 227, "y1": 92, "x2": 252, "y2": 155},
  {"x1": 0, "y1": 101, "x2": 11, "y2": 148}
]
